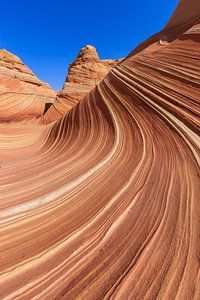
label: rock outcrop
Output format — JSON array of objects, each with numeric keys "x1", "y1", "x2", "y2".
[
  {"x1": 0, "y1": 1, "x2": 200, "y2": 299},
  {"x1": 0, "y1": 49, "x2": 56, "y2": 122},
  {"x1": 62, "y1": 45, "x2": 121, "y2": 100},
  {"x1": 41, "y1": 45, "x2": 122, "y2": 124}
]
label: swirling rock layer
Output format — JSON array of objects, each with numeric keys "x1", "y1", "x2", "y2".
[
  {"x1": 0, "y1": 49, "x2": 56, "y2": 122},
  {"x1": 0, "y1": 3, "x2": 200, "y2": 299},
  {"x1": 42, "y1": 45, "x2": 122, "y2": 124}
]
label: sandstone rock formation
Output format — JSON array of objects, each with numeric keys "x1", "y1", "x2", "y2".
[
  {"x1": 166, "y1": 0, "x2": 200, "y2": 30},
  {"x1": 0, "y1": 49, "x2": 56, "y2": 122},
  {"x1": 41, "y1": 45, "x2": 122, "y2": 124},
  {"x1": 0, "y1": 1, "x2": 199, "y2": 299},
  {"x1": 62, "y1": 45, "x2": 121, "y2": 98}
]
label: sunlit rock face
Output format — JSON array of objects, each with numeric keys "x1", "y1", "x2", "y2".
[
  {"x1": 0, "y1": 1, "x2": 200, "y2": 299},
  {"x1": 0, "y1": 49, "x2": 56, "y2": 122},
  {"x1": 62, "y1": 45, "x2": 121, "y2": 96},
  {"x1": 165, "y1": 0, "x2": 200, "y2": 30},
  {"x1": 41, "y1": 45, "x2": 122, "y2": 124}
]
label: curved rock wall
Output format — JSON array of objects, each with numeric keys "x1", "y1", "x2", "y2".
[{"x1": 0, "y1": 2, "x2": 199, "y2": 299}]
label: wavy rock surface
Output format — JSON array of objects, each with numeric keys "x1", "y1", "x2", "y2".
[
  {"x1": 42, "y1": 45, "x2": 122, "y2": 124},
  {"x1": 0, "y1": 1, "x2": 200, "y2": 299},
  {"x1": 0, "y1": 49, "x2": 56, "y2": 122}
]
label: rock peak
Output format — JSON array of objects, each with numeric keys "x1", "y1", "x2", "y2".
[
  {"x1": 0, "y1": 49, "x2": 22, "y2": 63},
  {"x1": 76, "y1": 45, "x2": 100, "y2": 62},
  {"x1": 0, "y1": 48, "x2": 56, "y2": 121},
  {"x1": 42, "y1": 46, "x2": 122, "y2": 124}
]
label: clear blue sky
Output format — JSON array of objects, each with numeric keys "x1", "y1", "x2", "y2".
[{"x1": 0, "y1": 0, "x2": 179, "y2": 90}]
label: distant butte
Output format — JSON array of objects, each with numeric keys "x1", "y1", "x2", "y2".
[{"x1": 41, "y1": 45, "x2": 122, "y2": 124}]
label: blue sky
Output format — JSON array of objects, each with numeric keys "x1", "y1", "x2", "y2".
[{"x1": 0, "y1": 0, "x2": 179, "y2": 90}]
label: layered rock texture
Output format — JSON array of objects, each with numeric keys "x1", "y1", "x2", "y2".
[
  {"x1": 41, "y1": 45, "x2": 122, "y2": 124},
  {"x1": 166, "y1": 0, "x2": 200, "y2": 30},
  {"x1": 0, "y1": 1, "x2": 200, "y2": 299},
  {"x1": 0, "y1": 49, "x2": 56, "y2": 121}
]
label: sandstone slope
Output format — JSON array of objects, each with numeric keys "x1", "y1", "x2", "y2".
[
  {"x1": 0, "y1": 1, "x2": 199, "y2": 299},
  {"x1": 0, "y1": 49, "x2": 56, "y2": 122}
]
